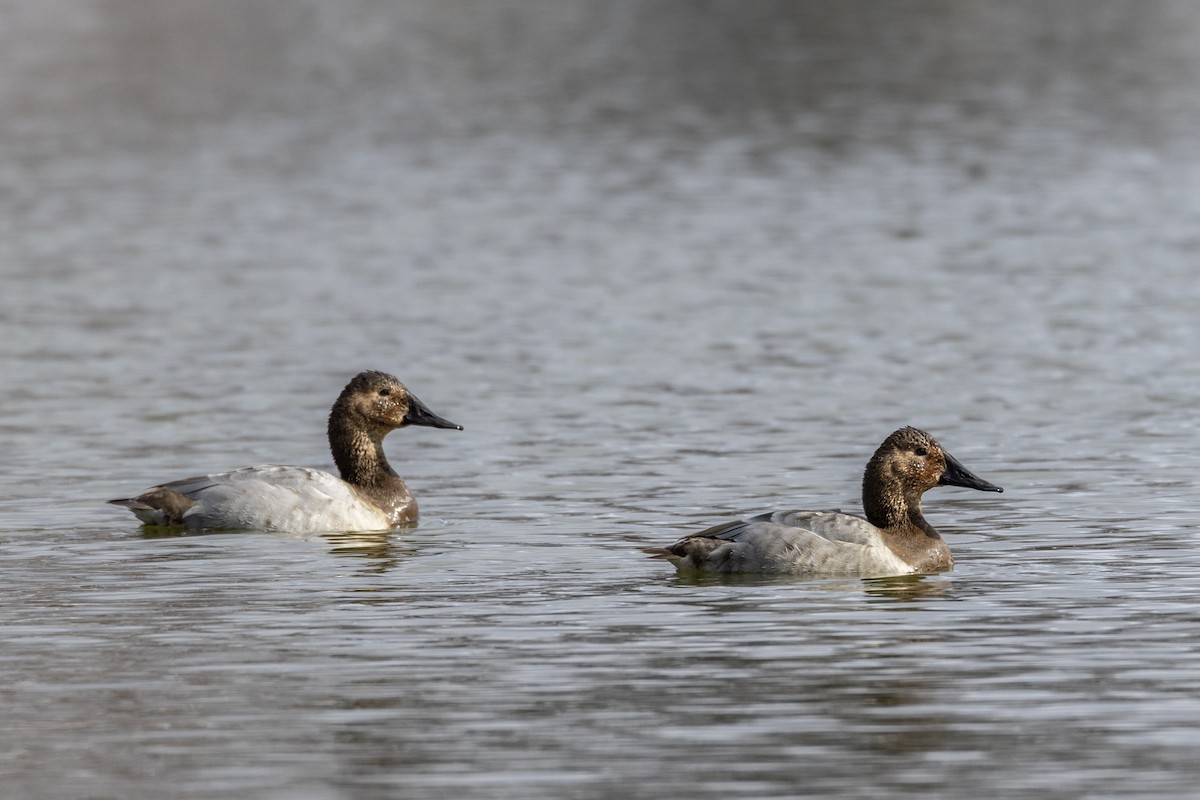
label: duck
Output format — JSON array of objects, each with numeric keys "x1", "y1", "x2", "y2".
[
  {"x1": 649, "y1": 426, "x2": 1002, "y2": 577},
  {"x1": 109, "y1": 371, "x2": 461, "y2": 532}
]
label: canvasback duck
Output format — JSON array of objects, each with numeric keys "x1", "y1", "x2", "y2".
[
  {"x1": 109, "y1": 371, "x2": 461, "y2": 532},
  {"x1": 650, "y1": 427, "x2": 1002, "y2": 577}
]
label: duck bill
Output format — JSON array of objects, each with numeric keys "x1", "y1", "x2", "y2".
[
  {"x1": 939, "y1": 451, "x2": 1003, "y2": 493},
  {"x1": 403, "y1": 395, "x2": 463, "y2": 430}
]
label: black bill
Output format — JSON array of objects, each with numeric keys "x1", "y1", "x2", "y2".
[
  {"x1": 403, "y1": 395, "x2": 463, "y2": 430},
  {"x1": 939, "y1": 451, "x2": 1003, "y2": 493}
]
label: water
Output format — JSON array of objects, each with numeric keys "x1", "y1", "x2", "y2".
[{"x1": 4, "y1": 1, "x2": 1200, "y2": 797}]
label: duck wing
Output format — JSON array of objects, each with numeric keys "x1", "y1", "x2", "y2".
[
  {"x1": 747, "y1": 509, "x2": 880, "y2": 546},
  {"x1": 662, "y1": 510, "x2": 909, "y2": 576},
  {"x1": 113, "y1": 466, "x2": 392, "y2": 532}
]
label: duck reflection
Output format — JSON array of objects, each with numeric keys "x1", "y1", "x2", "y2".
[
  {"x1": 667, "y1": 569, "x2": 952, "y2": 601},
  {"x1": 861, "y1": 574, "x2": 953, "y2": 601},
  {"x1": 321, "y1": 530, "x2": 418, "y2": 575},
  {"x1": 139, "y1": 526, "x2": 417, "y2": 574}
]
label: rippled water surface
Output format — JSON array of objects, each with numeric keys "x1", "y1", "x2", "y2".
[{"x1": 5, "y1": 2, "x2": 1200, "y2": 798}]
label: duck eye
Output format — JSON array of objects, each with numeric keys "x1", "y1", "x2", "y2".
[
  {"x1": 914, "y1": 447, "x2": 928, "y2": 457},
  {"x1": 378, "y1": 389, "x2": 391, "y2": 397}
]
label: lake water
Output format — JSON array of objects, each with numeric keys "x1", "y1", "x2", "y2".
[{"x1": 5, "y1": 1, "x2": 1200, "y2": 797}]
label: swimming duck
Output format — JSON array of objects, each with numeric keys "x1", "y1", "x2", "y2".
[
  {"x1": 109, "y1": 371, "x2": 461, "y2": 532},
  {"x1": 650, "y1": 427, "x2": 1002, "y2": 576}
]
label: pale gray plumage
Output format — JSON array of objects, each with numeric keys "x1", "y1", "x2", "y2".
[
  {"x1": 113, "y1": 466, "x2": 400, "y2": 532},
  {"x1": 652, "y1": 427, "x2": 1003, "y2": 577},
  {"x1": 109, "y1": 371, "x2": 461, "y2": 533},
  {"x1": 664, "y1": 511, "x2": 914, "y2": 576}
]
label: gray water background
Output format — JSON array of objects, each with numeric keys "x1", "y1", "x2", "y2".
[{"x1": 4, "y1": 2, "x2": 1200, "y2": 797}]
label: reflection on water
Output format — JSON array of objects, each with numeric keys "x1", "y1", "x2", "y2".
[
  {"x1": 322, "y1": 530, "x2": 419, "y2": 574},
  {"x1": 142, "y1": 526, "x2": 421, "y2": 574},
  {"x1": 6, "y1": 1, "x2": 1200, "y2": 798},
  {"x1": 861, "y1": 575, "x2": 952, "y2": 602},
  {"x1": 667, "y1": 569, "x2": 950, "y2": 599}
]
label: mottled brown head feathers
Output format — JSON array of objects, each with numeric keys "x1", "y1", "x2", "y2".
[
  {"x1": 862, "y1": 427, "x2": 950, "y2": 530},
  {"x1": 331, "y1": 371, "x2": 413, "y2": 435},
  {"x1": 862, "y1": 426, "x2": 1000, "y2": 530},
  {"x1": 327, "y1": 371, "x2": 461, "y2": 487}
]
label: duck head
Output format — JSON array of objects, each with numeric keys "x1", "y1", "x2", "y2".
[
  {"x1": 862, "y1": 426, "x2": 1001, "y2": 529},
  {"x1": 331, "y1": 370, "x2": 462, "y2": 439}
]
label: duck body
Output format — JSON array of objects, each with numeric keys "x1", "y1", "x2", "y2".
[
  {"x1": 114, "y1": 466, "x2": 405, "y2": 532},
  {"x1": 109, "y1": 371, "x2": 461, "y2": 533},
  {"x1": 654, "y1": 427, "x2": 1002, "y2": 577},
  {"x1": 662, "y1": 510, "x2": 927, "y2": 577}
]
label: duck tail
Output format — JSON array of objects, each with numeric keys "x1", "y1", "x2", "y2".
[
  {"x1": 642, "y1": 546, "x2": 674, "y2": 559},
  {"x1": 108, "y1": 488, "x2": 194, "y2": 526},
  {"x1": 109, "y1": 497, "x2": 159, "y2": 510}
]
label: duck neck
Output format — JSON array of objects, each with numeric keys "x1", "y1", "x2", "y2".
[
  {"x1": 862, "y1": 465, "x2": 939, "y2": 539},
  {"x1": 880, "y1": 499, "x2": 951, "y2": 572},
  {"x1": 328, "y1": 414, "x2": 398, "y2": 488},
  {"x1": 862, "y1": 453, "x2": 951, "y2": 571}
]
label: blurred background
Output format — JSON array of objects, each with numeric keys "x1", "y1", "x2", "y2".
[
  {"x1": 7, "y1": 0, "x2": 1200, "y2": 510},
  {"x1": 4, "y1": 2, "x2": 1200, "y2": 798}
]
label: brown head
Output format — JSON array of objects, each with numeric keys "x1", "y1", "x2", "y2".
[
  {"x1": 327, "y1": 371, "x2": 461, "y2": 484},
  {"x1": 329, "y1": 371, "x2": 462, "y2": 438},
  {"x1": 861, "y1": 426, "x2": 1002, "y2": 530}
]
